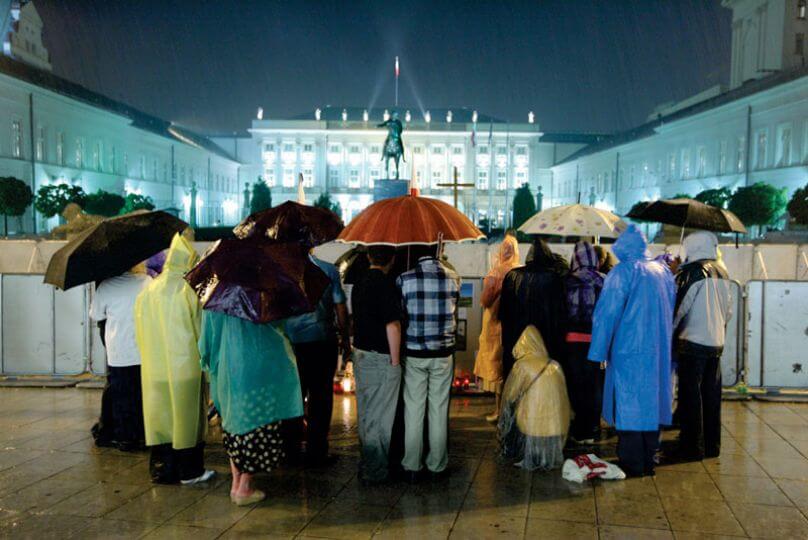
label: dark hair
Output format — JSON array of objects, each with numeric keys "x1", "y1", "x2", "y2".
[{"x1": 367, "y1": 245, "x2": 396, "y2": 267}]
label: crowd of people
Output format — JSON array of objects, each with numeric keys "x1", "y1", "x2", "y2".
[
  {"x1": 476, "y1": 225, "x2": 733, "y2": 477},
  {"x1": 86, "y1": 222, "x2": 733, "y2": 508}
]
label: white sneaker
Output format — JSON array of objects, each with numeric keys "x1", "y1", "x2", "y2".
[{"x1": 181, "y1": 470, "x2": 216, "y2": 485}]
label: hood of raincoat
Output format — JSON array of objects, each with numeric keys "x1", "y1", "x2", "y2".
[
  {"x1": 495, "y1": 235, "x2": 520, "y2": 267},
  {"x1": 612, "y1": 224, "x2": 649, "y2": 263},
  {"x1": 683, "y1": 231, "x2": 718, "y2": 263},
  {"x1": 164, "y1": 233, "x2": 198, "y2": 274},
  {"x1": 512, "y1": 325, "x2": 550, "y2": 369}
]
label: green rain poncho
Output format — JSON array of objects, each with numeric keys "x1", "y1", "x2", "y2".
[
  {"x1": 135, "y1": 233, "x2": 206, "y2": 449},
  {"x1": 199, "y1": 311, "x2": 303, "y2": 436}
]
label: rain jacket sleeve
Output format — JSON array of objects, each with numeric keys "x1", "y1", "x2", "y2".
[
  {"x1": 135, "y1": 234, "x2": 206, "y2": 449},
  {"x1": 586, "y1": 266, "x2": 631, "y2": 364}
]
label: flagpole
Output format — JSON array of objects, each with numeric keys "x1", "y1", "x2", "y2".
[{"x1": 395, "y1": 56, "x2": 399, "y2": 107}]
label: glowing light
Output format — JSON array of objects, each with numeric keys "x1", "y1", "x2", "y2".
[
  {"x1": 528, "y1": 111, "x2": 535, "y2": 124},
  {"x1": 383, "y1": 109, "x2": 390, "y2": 122},
  {"x1": 446, "y1": 110, "x2": 453, "y2": 123},
  {"x1": 472, "y1": 110, "x2": 478, "y2": 123},
  {"x1": 363, "y1": 109, "x2": 369, "y2": 122},
  {"x1": 405, "y1": 110, "x2": 411, "y2": 122},
  {"x1": 341, "y1": 109, "x2": 348, "y2": 122},
  {"x1": 341, "y1": 377, "x2": 353, "y2": 393},
  {"x1": 315, "y1": 108, "x2": 321, "y2": 121},
  {"x1": 424, "y1": 111, "x2": 431, "y2": 123},
  {"x1": 222, "y1": 198, "x2": 238, "y2": 214},
  {"x1": 256, "y1": 107, "x2": 263, "y2": 120}
]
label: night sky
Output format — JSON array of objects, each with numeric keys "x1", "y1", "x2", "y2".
[{"x1": 36, "y1": 0, "x2": 731, "y2": 136}]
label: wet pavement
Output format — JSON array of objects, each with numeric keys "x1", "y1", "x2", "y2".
[{"x1": 1, "y1": 388, "x2": 808, "y2": 539}]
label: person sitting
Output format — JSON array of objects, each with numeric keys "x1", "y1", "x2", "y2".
[{"x1": 498, "y1": 325, "x2": 571, "y2": 471}]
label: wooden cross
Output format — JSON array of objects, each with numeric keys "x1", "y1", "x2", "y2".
[{"x1": 438, "y1": 166, "x2": 475, "y2": 208}]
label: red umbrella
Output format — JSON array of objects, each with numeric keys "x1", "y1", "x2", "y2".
[
  {"x1": 336, "y1": 195, "x2": 485, "y2": 246},
  {"x1": 185, "y1": 238, "x2": 329, "y2": 323}
]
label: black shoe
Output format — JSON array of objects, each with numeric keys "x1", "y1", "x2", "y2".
[{"x1": 404, "y1": 470, "x2": 421, "y2": 485}]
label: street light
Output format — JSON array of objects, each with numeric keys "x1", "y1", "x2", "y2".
[
  {"x1": 341, "y1": 109, "x2": 348, "y2": 122},
  {"x1": 315, "y1": 108, "x2": 321, "y2": 121},
  {"x1": 383, "y1": 109, "x2": 390, "y2": 122},
  {"x1": 363, "y1": 109, "x2": 369, "y2": 122},
  {"x1": 446, "y1": 110, "x2": 452, "y2": 123},
  {"x1": 256, "y1": 107, "x2": 263, "y2": 120},
  {"x1": 405, "y1": 110, "x2": 411, "y2": 122},
  {"x1": 528, "y1": 111, "x2": 535, "y2": 124},
  {"x1": 424, "y1": 111, "x2": 431, "y2": 123},
  {"x1": 472, "y1": 110, "x2": 478, "y2": 123}
]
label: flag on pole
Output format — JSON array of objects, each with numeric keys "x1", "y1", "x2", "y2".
[{"x1": 297, "y1": 173, "x2": 306, "y2": 204}]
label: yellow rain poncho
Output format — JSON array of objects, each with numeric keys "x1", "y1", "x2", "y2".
[
  {"x1": 135, "y1": 233, "x2": 206, "y2": 449},
  {"x1": 498, "y1": 325, "x2": 571, "y2": 470},
  {"x1": 473, "y1": 236, "x2": 520, "y2": 391}
]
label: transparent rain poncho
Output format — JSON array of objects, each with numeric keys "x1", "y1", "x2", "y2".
[
  {"x1": 498, "y1": 325, "x2": 571, "y2": 471},
  {"x1": 199, "y1": 310, "x2": 303, "y2": 436},
  {"x1": 134, "y1": 233, "x2": 206, "y2": 449}
]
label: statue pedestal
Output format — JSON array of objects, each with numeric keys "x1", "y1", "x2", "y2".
[{"x1": 373, "y1": 179, "x2": 410, "y2": 201}]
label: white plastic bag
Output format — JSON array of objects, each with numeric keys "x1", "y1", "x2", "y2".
[{"x1": 562, "y1": 454, "x2": 626, "y2": 483}]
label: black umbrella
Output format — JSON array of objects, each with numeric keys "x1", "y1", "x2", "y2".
[
  {"x1": 233, "y1": 201, "x2": 343, "y2": 247},
  {"x1": 45, "y1": 211, "x2": 188, "y2": 290},
  {"x1": 626, "y1": 198, "x2": 747, "y2": 234}
]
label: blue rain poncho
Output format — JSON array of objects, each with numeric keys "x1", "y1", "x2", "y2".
[
  {"x1": 199, "y1": 310, "x2": 303, "y2": 436},
  {"x1": 587, "y1": 225, "x2": 675, "y2": 431}
]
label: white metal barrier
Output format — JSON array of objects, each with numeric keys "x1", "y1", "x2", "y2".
[
  {"x1": 0, "y1": 275, "x2": 105, "y2": 375},
  {"x1": 720, "y1": 280, "x2": 744, "y2": 387},
  {"x1": 745, "y1": 280, "x2": 808, "y2": 389}
]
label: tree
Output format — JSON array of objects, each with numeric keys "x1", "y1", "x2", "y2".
[
  {"x1": 250, "y1": 181, "x2": 272, "y2": 214},
  {"x1": 728, "y1": 182, "x2": 788, "y2": 234},
  {"x1": 512, "y1": 183, "x2": 536, "y2": 230},
  {"x1": 695, "y1": 187, "x2": 732, "y2": 208},
  {"x1": 313, "y1": 192, "x2": 342, "y2": 218},
  {"x1": 672, "y1": 192, "x2": 691, "y2": 200},
  {"x1": 83, "y1": 189, "x2": 125, "y2": 217},
  {"x1": 0, "y1": 177, "x2": 33, "y2": 236},
  {"x1": 787, "y1": 184, "x2": 808, "y2": 226},
  {"x1": 120, "y1": 193, "x2": 155, "y2": 215},
  {"x1": 34, "y1": 183, "x2": 87, "y2": 218}
]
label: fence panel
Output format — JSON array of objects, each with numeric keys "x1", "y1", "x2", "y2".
[
  {"x1": 53, "y1": 286, "x2": 87, "y2": 374},
  {"x1": 1, "y1": 275, "x2": 54, "y2": 374},
  {"x1": 745, "y1": 280, "x2": 808, "y2": 388},
  {"x1": 720, "y1": 280, "x2": 744, "y2": 387}
]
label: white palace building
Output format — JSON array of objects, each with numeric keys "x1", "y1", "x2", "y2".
[{"x1": 4, "y1": 0, "x2": 808, "y2": 233}]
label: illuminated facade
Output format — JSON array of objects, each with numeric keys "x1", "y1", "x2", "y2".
[{"x1": 214, "y1": 108, "x2": 597, "y2": 226}]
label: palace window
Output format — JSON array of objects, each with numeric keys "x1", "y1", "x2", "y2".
[
  {"x1": 328, "y1": 168, "x2": 340, "y2": 187},
  {"x1": 737, "y1": 135, "x2": 746, "y2": 171},
  {"x1": 36, "y1": 126, "x2": 44, "y2": 161},
  {"x1": 515, "y1": 146, "x2": 527, "y2": 156},
  {"x1": 431, "y1": 146, "x2": 445, "y2": 156},
  {"x1": 283, "y1": 143, "x2": 294, "y2": 152},
  {"x1": 431, "y1": 168, "x2": 444, "y2": 188},
  {"x1": 515, "y1": 169, "x2": 527, "y2": 186},
  {"x1": 667, "y1": 153, "x2": 676, "y2": 181},
  {"x1": 349, "y1": 168, "x2": 360, "y2": 188},
  {"x1": 496, "y1": 170, "x2": 507, "y2": 190},
  {"x1": 302, "y1": 168, "x2": 314, "y2": 187},
  {"x1": 263, "y1": 169, "x2": 275, "y2": 187},
  {"x1": 755, "y1": 130, "x2": 768, "y2": 169},
  {"x1": 680, "y1": 148, "x2": 690, "y2": 179},
  {"x1": 799, "y1": 0, "x2": 806, "y2": 20},
  {"x1": 12, "y1": 120, "x2": 22, "y2": 158},
  {"x1": 76, "y1": 137, "x2": 84, "y2": 167},
  {"x1": 496, "y1": 146, "x2": 507, "y2": 156},
  {"x1": 369, "y1": 168, "x2": 381, "y2": 188},
  {"x1": 718, "y1": 141, "x2": 727, "y2": 174},
  {"x1": 696, "y1": 146, "x2": 706, "y2": 177},
  {"x1": 477, "y1": 146, "x2": 489, "y2": 155},
  {"x1": 452, "y1": 146, "x2": 463, "y2": 155},
  {"x1": 628, "y1": 167, "x2": 635, "y2": 189},
  {"x1": 477, "y1": 170, "x2": 489, "y2": 190},
  {"x1": 776, "y1": 124, "x2": 792, "y2": 166},
  {"x1": 329, "y1": 144, "x2": 341, "y2": 154},
  {"x1": 370, "y1": 145, "x2": 381, "y2": 155},
  {"x1": 303, "y1": 143, "x2": 313, "y2": 153},
  {"x1": 56, "y1": 132, "x2": 64, "y2": 165},
  {"x1": 412, "y1": 146, "x2": 422, "y2": 155},
  {"x1": 282, "y1": 168, "x2": 295, "y2": 187},
  {"x1": 140, "y1": 155, "x2": 147, "y2": 178},
  {"x1": 263, "y1": 143, "x2": 275, "y2": 152},
  {"x1": 93, "y1": 141, "x2": 102, "y2": 171},
  {"x1": 349, "y1": 145, "x2": 361, "y2": 155}
]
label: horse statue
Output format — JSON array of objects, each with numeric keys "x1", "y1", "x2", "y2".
[{"x1": 378, "y1": 112, "x2": 405, "y2": 179}]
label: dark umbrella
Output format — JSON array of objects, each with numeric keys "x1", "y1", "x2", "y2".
[
  {"x1": 234, "y1": 201, "x2": 343, "y2": 246},
  {"x1": 626, "y1": 198, "x2": 747, "y2": 234},
  {"x1": 185, "y1": 237, "x2": 329, "y2": 323},
  {"x1": 44, "y1": 211, "x2": 188, "y2": 290}
]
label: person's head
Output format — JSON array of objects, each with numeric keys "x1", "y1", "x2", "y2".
[
  {"x1": 593, "y1": 245, "x2": 607, "y2": 266},
  {"x1": 683, "y1": 231, "x2": 719, "y2": 263},
  {"x1": 570, "y1": 241, "x2": 598, "y2": 272},
  {"x1": 367, "y1": 245, "x2": 396, "y2": 272},
  {"x1": 612, "y1": 225, "x2": 649, "y2": 263},
  {"x1": 61, "y1": 202, "x2": 83, "y2": 221},
  {"x1": 528, "y1": 237, "x2": 557, "y2": 270}
]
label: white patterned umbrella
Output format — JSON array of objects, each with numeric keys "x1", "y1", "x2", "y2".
[{"x1": 519, "y1": 203, "x2": 627, "y2": 238}]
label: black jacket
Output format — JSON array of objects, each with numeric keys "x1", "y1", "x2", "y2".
[{"x1": 499, "y1": 263, "x2": 567, "y2": 380}]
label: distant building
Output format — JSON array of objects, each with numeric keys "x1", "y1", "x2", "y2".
[
  {"x1": 0, "y1": 3, "x2": 241, "y2": 233},
  {"x1": 213, "y1": 108, "x2": 600, "y2": 226},
  {"x1": 2, "y1": 1, "x2": 50, "y2": 71},
  {"x1": 550, "y1": 0, "x2": 808, "y2": 214}
]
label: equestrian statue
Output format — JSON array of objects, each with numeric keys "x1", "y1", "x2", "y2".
[{"x1": 378, "y1": 112, "x2": 405, "y2": 180}]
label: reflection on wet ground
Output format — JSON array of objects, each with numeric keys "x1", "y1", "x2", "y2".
[{"x1": 1, "y1": 388, "x2": 808, "y2": 538}]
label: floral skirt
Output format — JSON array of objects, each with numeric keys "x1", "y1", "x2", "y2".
[{"x1": 222, "y1": 422, "x2": 284, "y2": 474}]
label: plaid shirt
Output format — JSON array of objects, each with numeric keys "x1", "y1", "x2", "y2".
[{"x1": 397, "y1": 257, "x2": 460, "y2": 357}]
